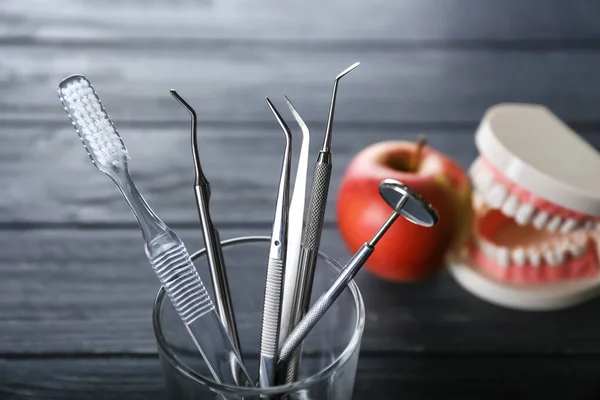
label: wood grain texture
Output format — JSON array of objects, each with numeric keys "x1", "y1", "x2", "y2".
[
  {"x1": 4, "y1": 227, "x2": 600, "y2": 356},
  {"x1": 2, "y1": 125, "x2": 599, "y2": 225},
  {"x1": 2, "y1": 0, "x2": 600, "y2": 42},
  {"x1": 0, "y1": 358, "x2": 164, "y2": 400},
  {"x1": 0, "y1": 126, "x2": 478, "y2": 224},
  {"x1": 4, "y1": 1, "x2": 600, "y2": 398},
  {"x1": 3, "y1": 46, "x2": 600, "y2": 125},
  {"x1": 2, "y1": 356, "x2": 600, "y2": 400}
]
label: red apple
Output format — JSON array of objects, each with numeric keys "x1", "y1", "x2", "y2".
[{"x1": 336, "y1": 138, "x2": 473, "y2": 281}]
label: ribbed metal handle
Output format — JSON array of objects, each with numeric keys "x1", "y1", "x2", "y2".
[
  {"x1": 278, "y1": 289, "x2": 333, "y2": 363},
  {"x1": 302, "y1": 161, "x2": 332, "y2": 250},
  {"x1": 279, "y1": 243, "x2": 373, "y2": 363},
  {"x1": 280, "y1": 247, "x2": 318, "y2": 382},
  {"x1": 151, "y1": 243, "x2": 214, "y2": 324},
  {"x1": 279, "y1": 160, "x2": 332, "y2": 382},
  {"x1": 260, "y1": 257, "x2": 284, "y2": 358},
  {"x1": 284, "y1": 346, "x2": 302, "y2": 383}
]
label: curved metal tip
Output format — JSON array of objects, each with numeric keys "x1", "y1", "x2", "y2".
[
  {"x1": 171, "y1": 90, "x2": 203, "y2": 183},
  {"x1": 266, "y1": 97, "x2": 292, "y2": 141},
  {"x1": 321, "y1": 62, "x2": 360, "y2": 152},
  {"x1": 283, "y1": 96, "x2": 309, "y2": 138},
  {"x1": 335, "y1": 62, "x2": 360, "y2": 81},
  {"x1": 170, "y1": 89, "x2": 197, "y2": 118}
]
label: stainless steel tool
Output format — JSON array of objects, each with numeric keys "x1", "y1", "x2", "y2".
[
  {"x1": 278, "y1": 96, "x2": 310, "y2": 360},
  {"x1": 277, "y1": 178, "x2": 438, "y2": 366},
  {"x1": 258, "y1": 97, "x2": 293, "y2": 389},
  {"x1": 281, "y1": 62, "x2": 360, "y2": 381},
  {"x1": 170, "y1": 90, "x2": 244, "y2": 384}
]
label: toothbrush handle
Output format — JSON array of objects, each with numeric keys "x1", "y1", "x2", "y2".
[
  {"x1": 118, "y1": 173, "x2": 216, "y2": 324},
  {"x1": 151, "y1": 241, "x2": 215, "y2": 323},
  {"x1": 116, "y1": 172, "x2": 169, "y2": 241},
  {"x1": 186, "y1": 309, "x2": 252, "y2": 387},
  {"x1": 150, "y1": 241, "x2": 252, "y2": 386}
]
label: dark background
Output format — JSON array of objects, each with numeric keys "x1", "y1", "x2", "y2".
[{"x1": 2, "y1": 1, "x2": 600, "y2": 399}]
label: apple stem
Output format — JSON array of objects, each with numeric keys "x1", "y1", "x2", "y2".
[{"x1": 411, "y1": 134, "x2": 427, "y2": 172}]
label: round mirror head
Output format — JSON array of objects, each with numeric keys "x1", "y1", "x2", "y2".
[{"x1": 378, "y1": 178, "x2": 438, "y2": 227}]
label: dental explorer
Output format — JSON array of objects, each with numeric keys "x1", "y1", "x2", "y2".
[
  {"x1": 281, "y1": 61, "x2": 360, "y2": 380},
  {"x1": 170, "y1": 90, "x2": 244, "y2": 384}
]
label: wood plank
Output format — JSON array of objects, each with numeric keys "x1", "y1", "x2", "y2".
[
  {"x1": 0, "y1": 358, "x2": 164, "y2": 400},
  {"x1": 2, "y1": 0, "x2": 600, "y2": 42},
  {"x1": 3, "y1": 46, "x2": 600, "y2": 125},
  {"x1": 4, "y1": 227, "x2": 600, "y2": 356},
  {"x1": 2, "y1": 125, "x2": 599, "y2": 225},
  {"x1": 0, "y1": 126, "x2": 477, "y2": 224},
  {"x1": 2, "y1": 356, "x2": 600, "y2": 400}
]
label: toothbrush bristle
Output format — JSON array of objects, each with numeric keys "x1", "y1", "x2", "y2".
[{"x1": 57, "y1": 75, "x2": 127, "y2": 171}]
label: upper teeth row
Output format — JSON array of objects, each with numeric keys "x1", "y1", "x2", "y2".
[{"x1": 469, "y1": 158, "x2": 595, "y2": 233}]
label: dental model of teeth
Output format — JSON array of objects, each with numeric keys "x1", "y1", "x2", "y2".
[
  {"x1": 447, "y1": 103, "x2": 600, "y2": 311},
  {"x1": 470, "y1": 158, "x2": 597, "y2": 279}
]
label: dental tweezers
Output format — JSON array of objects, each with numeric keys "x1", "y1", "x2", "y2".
[
  {"x1": 278, "y1": 96, "x2": 310, "y2": 377},
  {"x1": 258, "y1": 97, "x2": 293, "y2": 388}
]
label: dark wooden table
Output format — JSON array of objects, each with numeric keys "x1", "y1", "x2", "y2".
[{"x1": 2, "y1": 1, "x2": 600, "y2": 398}]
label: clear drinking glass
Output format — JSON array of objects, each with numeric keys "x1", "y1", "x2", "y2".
[{"x1": 152, "y1": 236, "x2": 365, "y2": 399}]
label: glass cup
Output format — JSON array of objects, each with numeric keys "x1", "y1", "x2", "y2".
[{"x1": 152, "y1": 236, "x2": 365, "y2": 399}]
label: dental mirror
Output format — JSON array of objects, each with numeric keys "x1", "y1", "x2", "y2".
[
  {"x1": 379, "y1": 178, "x2": 438, "y2": 228},
  {"x1": 276, "y1": 178, "x2": 438, "y2": 364}
]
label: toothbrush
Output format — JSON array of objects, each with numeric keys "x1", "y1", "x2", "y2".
[
  {"x1": 57, "y1": 75, "x2": 252, "y2": 387},
  {"x1": 258, "y1": 97, "x2": 292, "y2": 389}
]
